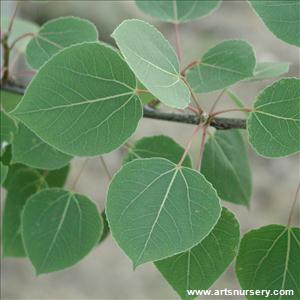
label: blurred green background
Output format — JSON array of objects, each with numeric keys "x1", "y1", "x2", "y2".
[{"x1": 1, "y1": 1, "x2": 299, "y2": 299}]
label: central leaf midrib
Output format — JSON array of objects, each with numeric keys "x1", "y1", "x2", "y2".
[
  {"x1": 13, "y1": 91, "x2": 133, "y2": 115},
  {"x1": 136, "y1": 168, "x2": 179, "y2": 265}
]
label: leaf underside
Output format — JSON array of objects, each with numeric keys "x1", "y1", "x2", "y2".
[
  {"x1": 22, "y1": 188, "x2": 102, "y2": 274},
  {"x1": 155, "y1": 207, "x2": 240, "y2": 300},
  {"x1": 107, "y1": 158, "x2": 221, "y2": 267},
  {"x1": 123, "y1": 135, "x2": 192, "y2": 167},
  {"x1": 135, "y1": 0, "x2": 220, "y2": 23},
  {"x1": 2, "y1": 168, "x2": 47, "y2": 257},
  {"x1": 236, "y1": 225, "x2": 300, "y2": 300},
  {"x1": 112, "y1": 19, "x2": 190, "y2": 109},
  {"x1": 12, "y1": 42, "x2": 142, "y2": 157},
  {"x1": 249, "y1": 0, "x2": 300, "y2": 47},
  {"x1": 187, "y1": 40, "x2": 256, "y2": 93},
  {"x1": 201, "y1": 129, "x2": 252, "y2": 206},
  {"x1": 247, "y1": 78, "x2": 300, "y2": 158},
  {"x1": 26, "y1": 16, "x2": 98, "y2": 69}
]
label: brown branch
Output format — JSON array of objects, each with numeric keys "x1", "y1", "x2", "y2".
[{"x1": 0, "y1": 81, "x2": 247, "y2": 130}]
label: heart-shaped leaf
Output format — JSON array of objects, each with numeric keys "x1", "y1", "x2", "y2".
[
  {"x1": 26, "y1": 16, "x2": 98, "y2": 69},
  {"x1": 12, "y1": 42, "x2": 142, "y2": 157},
  {"x1": 249, "y1": 1, "x2": 300, "y2": 47},
  {"x1": 22, "y1": 188, "x2": 103, "y2": 274},
  {"x1": 236, "y1": 225, "x2": 300, "y2": 299},
  {"x1": 201, "y1": 130, "x2": 252, "y2": 206},
  {"x1": 186, "y1": 40, "x2": 256, "y2": 93},
  {"x1": 123, "y1": 135, "x2": 192, "y2": 167},
  {"x1": 135, "y1": 0, "x2": 220, "y2": 23},
  {"x1": 155, "y1": 207, "x2": 240, "y2": 300},
  {"x1": 12, "y1": 123, "x2": 72, "y2": 170},
  {"x1": 106, "y1": 158, "x2": 221, "y2": 267},
  {"x1": 247, "y1": 78, "x2": 300, "y2": 158},
  {"x1": 2, "y1": 167, "x2": 47, "y2": 257},
  {"x1": 112, "y1": 19, "x2": 190, "y2": 109}
]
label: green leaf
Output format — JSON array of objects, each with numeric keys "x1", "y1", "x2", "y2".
[
  {"x1": 201, "y1": 130, "x2": 252, "y2": 207},
  {"x1": 0, "y1": 162, "x2": 8, "y2": 185},
  {"x1": 1, "y1": 17, "x2": 39, "y2": 53},
  {"x1": 249, "y1": 1, "x2": 300, "y2": 47},
  {"x1": 22, "y1": 188, "x2": 102, "y2": 274},
  {"x1": 112, "y1": 19, "x2": 190, "y2": 109},
  {"x1": 137, "y1": 81, "x2": 155, "y2": 105},
  {"x1": 186, "y1": 40, "x2": 256, "y2": 93},
  {"x1": 155, "y1": 207, "x2": 240, "y2": 300},
  {"x1": 247, "y1": 78, "x2": 300, "y2": 158},
  {"x1": 12, "y1": 123, "x2": 72, "y2": 170},
  {"x1": 236, "y1": 225, "x2": 300, "y2": 300},
  {"x1": 2, "y1": 168, "x2": 47, "y2": 257},
  {"x1": 135, "y1": 0, "x2": 220, "y2": 23},
  {"x1": 1, "y1": 111, "x2": 17, "y2": 154},
  {"x1": 106, "y1": 158, "x2": 221, "y2": 267},
  {"x1": 11, "y1": 42, "x2": 142, "y2": 157},
  {"x1": 248, "y1": 62, "x2": 290, "y2": 81},
  {"x1": 99, "y1": 211, "x2": 110, "y2": 244},
  {"x1": 226, "y1": 90, "x2": 249, "y2": 116},
  {"x1": 0, "y1": 91, "x2": 22, "y2": 113},
  {"x1": 123, "y1": 135, "x2": 192, "y2": 167},
  {"x1": 44, "y1": 164, "x2": 70, "y2": 188},
  {"x1": 26, "y1": 16, "x2": 98, "y2": 69}
]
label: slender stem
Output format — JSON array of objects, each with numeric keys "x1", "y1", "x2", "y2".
[
  {"x1": 187, "y1": 105, "x2": 200, "y2": 114},
  {"x1": 197, "y1": 125, "x2": 208, "y2": 170},
  {"x1": 182, "y1": 77, "x2": 203, "y2": 114},
  {"x1": 7, "y1": 2, "x2": 19, "y2": 34},
  {"x1": 210, "y1": 107, "x2": 252, "y2": 117},
  {"x1": 0, "y1": 81, "x2": 248, "y2": 129},
  {"x1": 2, "y1": 37, "x2": 10, "y2": 81},
  {"x1": 98, "y1": 156, "x2": 112, "y2": 181},
  {"x1": 174, "y1": 22, "x2": 182, "y2": 65},
  {"x1": 9, "y1": 32, "x2": 35, "y2": 50},
  {"x1": 181, "y1": 60, "x2": 199, "y2": 76},
  {"x1": 178, "y1": 122, "x2": 204, "y2": 167},
  {"x1": 209, "y1": 89, "x2": 226, "y2": 114},
  {"x1": 136, "y1": 88, "x2": 150, "y2": 94},
  {"x1": 71, "y1": 158, "x2": 89, "y2": 189},
  {"x1": 287, "y1": 181, "x2": 300, "y2": 226}
]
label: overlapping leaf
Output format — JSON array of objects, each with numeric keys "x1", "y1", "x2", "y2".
[
  {"x1": 112, "y1": 20, "x2": 190, "y2": 108},
  {"x1": 0, "y1": 90, "x2": 22, "y2": 113},
  {"x1": 123, "y1": 135, "x2": 192, "y2": 167},
  {"x1": 1, "y1": 111, "x2": 17, "y2": 155},
  {"x1": 236, "y1": 225, "x2": 300, "y2": 299},
  {"x1": 22, "y1": 188, "x2": 103, "y2": 274},
  {"x1": 186, "y1": 40, "x2": 256, "y2": 93},
  {"x1": 26, "y1": 16, "x2": 98, "y2": 69},
  {"x1": 12, "y1": 123, "x2": 72, "y2": 170},
  {"x1": 106, "y1": 158, "x2": 221, "y2": 267},
  {"x1": 0, "y1": 162, "x2": 8, "y2": 185},
  {"x1": 12, "y1": 42, "x2": 142, "y2": 156},
  {"x1": 247, "y1": 62, "x2": 290, "y2": 81},
  {"x1": 249, "y1": 1, "x2": 300, "y2": 47},
  {"x1": 201, "y1": 130, "x2": 252, "y2": 206},
  {"x1": 247, "y1": 78, "x2": 300, "y2": 157},
  {"x1": 135, "y1": 0, "x2": 220, "y2": 23},
  {"x1": 155, "y1": 208, "x2": 240, "y2": 299},
  {"x1": 2, "y1": 168, "x2": 47, "y2": 257},
  {"x1": 44, "y1": 164, "x2": 70, "y2": 187}
]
